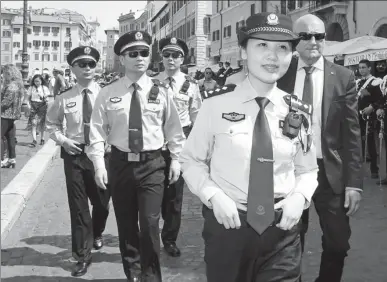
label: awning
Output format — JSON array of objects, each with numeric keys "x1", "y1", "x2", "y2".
[{"x1": 323, "y1": 36, "x2": 386, "y2": 57}]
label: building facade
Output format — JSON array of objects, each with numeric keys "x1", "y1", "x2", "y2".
[
  {"x1": 1, "y1": 9, "x2": 18, "y2": 66},
  {"x1": 150, "y1": 0, "x2": 212, "y2": 71},
  {"x1": 146, "y1": 0, "x2": 167, "y2": 35},
  {"x1": 1, "y1": 7, "x2": 100, "y2": 75},
  {"x1": 104, "y1": 27, "x2": 120, "y2": 72}
]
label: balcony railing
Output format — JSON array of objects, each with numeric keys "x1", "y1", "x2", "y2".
[{"x1": 309, "y1": 0, "x2": 348, "y2": 11}]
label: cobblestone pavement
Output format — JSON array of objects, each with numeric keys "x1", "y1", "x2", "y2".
[{"x1": 1, "y1": 158, "x2": 387, "y2": 281}]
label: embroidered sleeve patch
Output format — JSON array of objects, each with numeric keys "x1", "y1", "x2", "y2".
[
  {"x1": 66, "y1": 102, "x2": 76, "y2": 108},
  {"x1": 110, "y1": 97, "x2": 122, "y2": 103},
  {"x1": 222, "y1": 112, "x2": 245, "y2": 122}
]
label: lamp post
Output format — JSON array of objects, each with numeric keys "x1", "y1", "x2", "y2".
[
  {"x1": 68, "y1": 16, "x2": 72, "y2": 48},
  {"x1": 21, "y1": 0, "x2": 29, "y2": 87}
]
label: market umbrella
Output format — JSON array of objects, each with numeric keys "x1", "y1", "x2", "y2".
[{"x1": 344, "y1": 38, "x2": 387, "y2": 66}]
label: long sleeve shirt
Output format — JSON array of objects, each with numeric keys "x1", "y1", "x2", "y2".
[
  {"x1": 180, "y1": 78, "x2": 319, "y2": 211},
  {"x1": 1, "y1": 81, "x2": 24, "y2": 120},
  {"x1": 46, "y1": 82, "x2": 101, "y2": 145},
  {"x1": 86, "y1": 74, "x2": 186, "y2": 171}
]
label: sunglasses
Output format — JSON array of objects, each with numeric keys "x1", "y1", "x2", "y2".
[
  {"x1": 298, "y1": 32, "x2": 326, "y2": 41},
  {"x1": 162, "y1": 52, "x2": 182, "y2": 59},
  {"x1": 75, "y1": 61, "x2": 97, "y2": 69},
  {"x1": 126, "y1": 50, "x2": 150, "y2": 58},
  {"x1": 205, "y1": 72, "x2": 212, "y2": 75}
]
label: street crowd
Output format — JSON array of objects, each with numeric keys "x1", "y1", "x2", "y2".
[{"x1": 1, "y1": 9, "x2": 387, "y2": 282}]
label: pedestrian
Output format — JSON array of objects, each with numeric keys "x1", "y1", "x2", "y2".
[
  {"x1": 46, "y1": 46, "x2": 111, "y2": 277},
  {"x1": 52, "y1": 68, "x2": 67, "y2": 99},
  {"x1": 277, "y1": 14, "x2": 363, "y2": 282},
  {"x1": 158, "y1": 36, "x2": 203, "y2": 257},
  {"x1": 218, "y1": 61, "x2": 233, "y2": 86},
  {"x1": 86, "y1": 30, "x2": 185, "y2": 282},
  {"x1": 180, "y1": 12, "x2": 318, "y2": 282},
  {"x1": 199, "y1": 67, "x2": 219, "y2": 93},
  {"x1": 24, "y1": 74, "x2": 50, "y2": 147},
  {"x1": 1, "y1": 64, "x2": 24, "y2": 168}
]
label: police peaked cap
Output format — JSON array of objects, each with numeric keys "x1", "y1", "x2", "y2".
[
  {"x1": 238, "y1": 12, "x2": 300, "y2": 45},
  {"x1": 67, "y1": 46, "x2": 100, "y2": 66},
  {"x1": 159, "y1": 37, "x2": 189, "y2": 57},
  {"x1": 114, "y1": 31, "x2": 152, "y2": 55}
]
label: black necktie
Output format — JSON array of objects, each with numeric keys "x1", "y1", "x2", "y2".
[
  {"x1": 247, "y1": 97, "x2": 274, "y2": 235},
  {"x1": 168, "y1": 77, "x2": 174, "y2": 90},
  {"x1": 302, "y1": 66, "x2": 315, "y2": 108},
  {"x1": 128, "y1": 83, "x2": 143, "y2": 153},
  {"x1": 82, "y1": 89, "x2": 92, "y2": 145}
]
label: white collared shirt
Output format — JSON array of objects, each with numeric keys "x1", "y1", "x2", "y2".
[
  {"x1": 180, "y1": 78, "x2": 318, "y2": 211},
  {"x1": 86, "y1": 74, "x2": 185, "y2": 170},
  {"x1": 161, "y1": 71, "x2": 202, "y2": 127},
  {"x1": 46, "y1": 82, "x2": 100, "y2": 146},
  {"x1": 294, "y1": 56, "x2": 324, "y2": 158}
]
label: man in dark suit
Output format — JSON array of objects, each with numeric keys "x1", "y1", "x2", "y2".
[{"x1": 277, "y1": 14, "x2": 363, "y2": 282}]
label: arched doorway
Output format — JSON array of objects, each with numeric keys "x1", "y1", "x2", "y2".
[
  {"x1": 375, "y1": 24, "x2": 387, "y2": 38},
  {"x1": 326, "y1": 23, "x2": 344, "y2": 42}
]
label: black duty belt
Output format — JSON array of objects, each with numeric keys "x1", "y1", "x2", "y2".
[{"x1": 111, "y1": 146, "x2": 162, "y2": 162}]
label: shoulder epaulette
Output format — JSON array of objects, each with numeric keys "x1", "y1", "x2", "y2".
[
  {"x1": 201, "y1": 84, "x2": 237, "y2": 100},
  {"x1": 185, "y1": 75, "x2": 198, "y2": 84},
  {"x1": 371, "y1": 77, "x2": 383, "y2": 86},
  {"x1": 151, "y1": 78, "x2": 169, "y2": 89},
  {"x1": 102, "y1": 78, "x2": 119, "y2": 88},
  {"x1": 58, "y1": 86, "x2": 72, "y2": 95}
]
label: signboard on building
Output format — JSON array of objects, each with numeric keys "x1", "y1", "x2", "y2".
[{"x1": 345, "y1": 49, "x2": 387, "y2": 66}]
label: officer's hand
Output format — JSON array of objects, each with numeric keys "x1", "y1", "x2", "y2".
[
  {"x1": 274, "y1": 193, "x2": 305, "y2": 231},
  {"x1": 95, "y1": 168, "x2": 108, "y2": 190},
  {"x1": 363, "y1": 105, "x2": 374, "y2": 116},
  {"x1": 376, "y1": 109, "x2": 385, "y2": 119},
  {"x1": 63, "y1": 139, "x2": 83, "y2": 155},
  {"x1": 344, "y1": 189, "x2": 362, "y2": 216},
  {"x1": 210, "y1": 191, "x2": 241, "y2": 229},
  {"x1": 168, "y1": 159, "x2": 180, "y2": 184}
]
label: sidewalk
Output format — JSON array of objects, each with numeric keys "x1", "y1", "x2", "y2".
[
  {"x1": 0, "y1": 117, "x2": 48, "y2": 191},
  {"x1": 1, "y1": 158, "x2": 387, "y2": 281}
]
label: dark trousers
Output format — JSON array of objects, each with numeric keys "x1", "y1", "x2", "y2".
[
  {"x1": 202, "y1": 206, "x2": 302, "y2": 282},
  {"x1": 161, "y1": 125, "x2": 191, "y2": 245},
  {"x1": 359, "y1": 114, "x2": 378, "y2": 173},
  {"x1": 109, "y1": 147, "x2": 165, "y2": 281},
  {"x1": 299, "y1": 159, "x2": 351, "y2": 282},
  {"x1": 62, "y1": 149, "x2": 110, "y2": 262},
  {"x1": 1, "y1": 118, "x2": 16, "y2": 159}
]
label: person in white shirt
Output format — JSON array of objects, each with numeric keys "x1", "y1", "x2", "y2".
[
  {"x1": 24, "y1": 74, "x2": 50, "y2": 146},
  {"x1": 180, "y1": 12, "x2": 318, "y2": 282}
]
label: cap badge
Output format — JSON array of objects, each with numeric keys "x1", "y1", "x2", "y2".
[
  {"x1": 171, "y1": 37, "x2": 177, "y2": 44},
  {"x1": 135, "y1": 32, "x2": 143, "y2": 40},
  {"x1": 267, "y1": 14, "x2": 279, "y2": 26},
  {"x1": 84, "y1": 47, "x2": 91, "y2": 54}
]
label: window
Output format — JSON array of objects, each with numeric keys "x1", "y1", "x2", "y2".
[
  {"x1": 223, "y1": 25, "x2": 231, "y2": 38},
  {"x1": 227, "y1": 0, "x2": 231, "y2": 8},
  {"x1": 52, "y1": 41, "x2": 60, "y2": 48},
  {"x1": 13, "y1": 28, "x2": 20, "y2": 34},
  {"x1": 191, "y1": 18, "x2": 195, "y2": 35},
  {"x1": 251, "y1": 3, "x2": 256, "y2": 15},
  {"x1": 64, "y1": 54, "x2": 68, "y2": 61},
  {"x1": 53, "y1": 54, "x2": 58, "y2": 61},
  {"x1": 34, "y1": 53, "x2": 39, "y2": 60},
  {"x1": 281, "y1": 0, "x2": 287, "y2": 14},
  {"x1": 216, "y1": 0, "x2": 222, "y2": 12},
  {"x1": 203, "y1": 17, "x2": 210, "y2": 35},
  {"x1": 190, "y1": 47, "x2": 194, "y2": 56},
  {"x1": 33, "y1": 40, "x2": 41, "y2": 47},
  {"x1": 43, "y1": 41, "x2": 50, "y2": 47},
  {"x1": 187, "y1": 21, "x2": 191, "y2": 38},
  {"x1": 13, "y1": 42, "x2": 21, "y2": 48},
  {"x1": 261, "y1": 1, "x2": 266, "y2": 13},
  {"x1": 15, "y1": 54, "x2": 19, "y2": 61},
  {"x1": 212, "y1": 31, "x2": 216, "y2": 41},
  {"x1": 2, "y1": 30, "x2": 11, "y2": 37},
  {"x1": 42, "y1": 54, "x2": 50, "y2": 61},
  {"x1": 2, "y1": 19, "x2": 11, "y2": 25},
  {"x1": 216, "y1": 30, "x2": 220, "y2": 40},
  {"x1": 236, "y1": 20, "x2": 245, "y2": 33},
  {"x1": 3, "y1": 43, "x2": 10, "y2": 51},
  {"x1": 27, "y1": 28, "x2": 32, "y2": 34},
  {"x1": 52, "y1": 27, "x2": 59, "y2": 35},
  {"x1": 42, "y1": 26, "x2": 50, "y2": 35},
  {"x1": 64, "y1": 41, "x2": 72, "y2": 48},
  {"x1": 33, "y1": 26, "x2": 41, "y2": 34},
  {"x1": 28, "y1": 42, "x2": 32, "y2": 48}
]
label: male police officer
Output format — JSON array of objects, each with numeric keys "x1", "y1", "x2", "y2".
[
  {"x1": 46, "y1": 46, "x2": 110, "y2": 277},
  {"x1": 357, "y1": 59, "x2": 384, "y2": 178},
  {"x1": 158, "y1": 37, "x2": 202, "y2": 257},
  {"x1": 86, "y1": 31, "x2": 185, "y2": 282},
  {"x1": 180, "y1": 13, "x2": 318, "y2": 282}
]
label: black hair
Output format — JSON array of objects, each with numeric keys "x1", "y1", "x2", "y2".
[
  {"x1": 225, "y1": 62, "x2": 230, "y2": 66},
  {"x1": 30, "y1": 74, "x2": 47, "y2": 88},
  {"x1": 359, "y1": 59, "x2": 371, "y2": 68}
]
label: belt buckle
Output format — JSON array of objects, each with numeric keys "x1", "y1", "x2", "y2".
[{"x1": 128, "y1": 152, "x2": 140, "y2": 162}]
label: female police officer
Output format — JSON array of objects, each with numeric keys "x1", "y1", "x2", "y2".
[{"x1": 180, "y1": 13, "x2": 318, "y2": 282}]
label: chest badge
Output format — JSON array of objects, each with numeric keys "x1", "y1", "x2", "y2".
[
  {"x1": 66, "y1": 102, "x2": 76, "y2": 108},
  {"x1": 148, "y1": 99, "x2": 160, "y2": 104},
  {"x1": 110, "y1": 97, "x2": 122, "y2": 103},
  {"x1": 222, "y1": 112, "x2": 245, "y2": 122}
]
